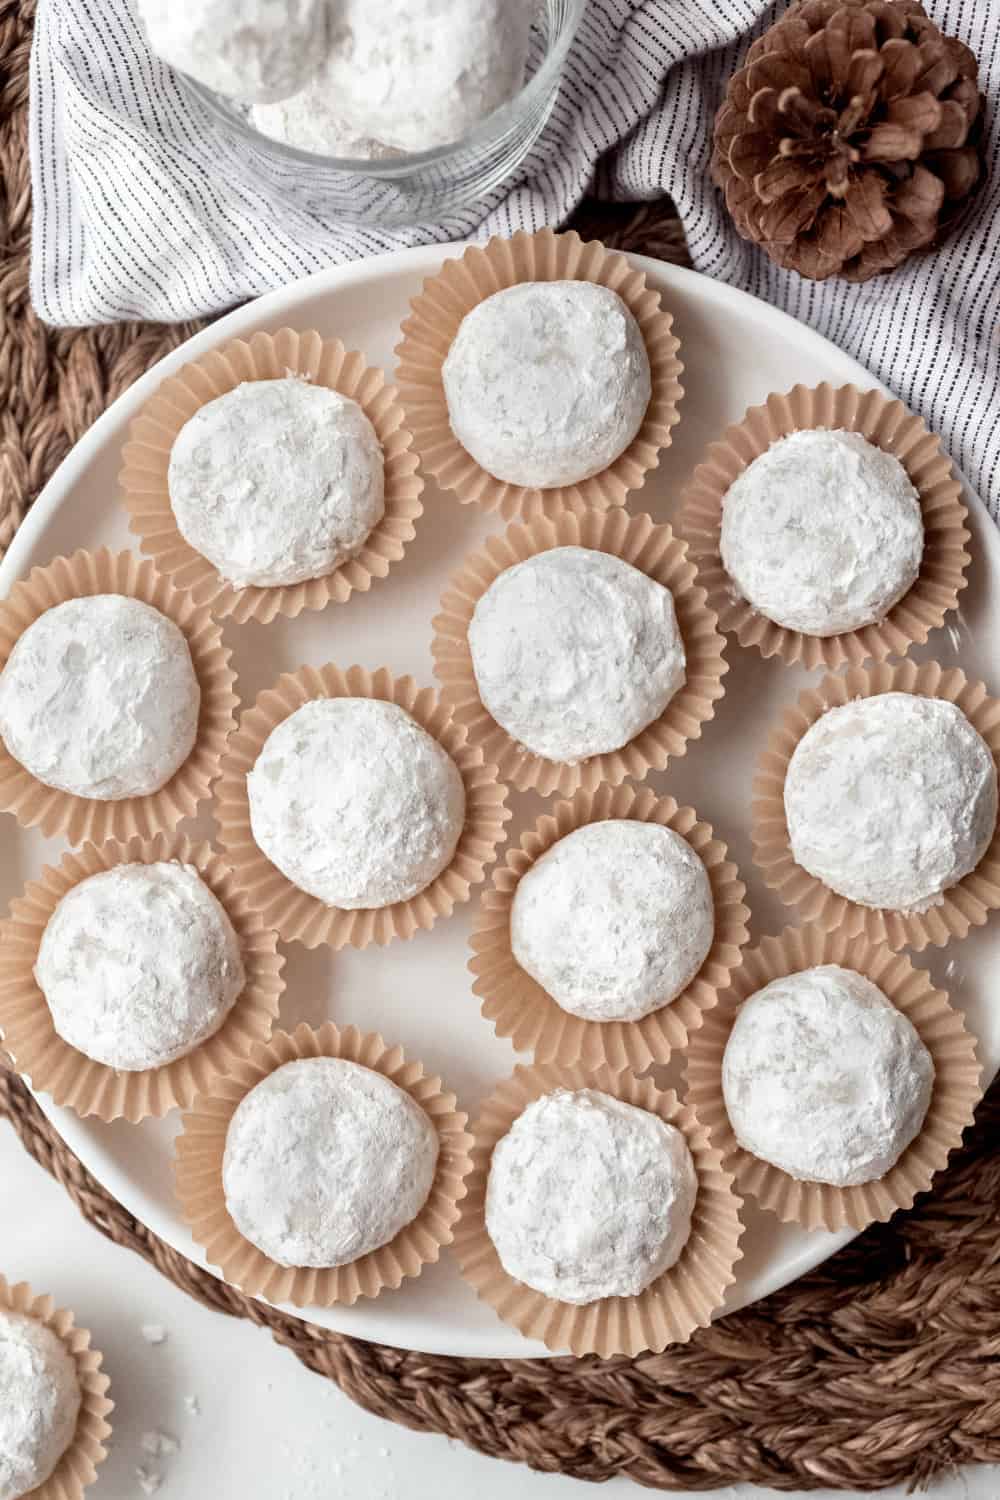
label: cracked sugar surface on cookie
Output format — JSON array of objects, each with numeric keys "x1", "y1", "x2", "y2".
[
  {"x1": 247, "y1": 698, "x2": 466, "y2": 908},
  {"x1": 486, "y1": 1089, "x2": 697, "y2": 1305},
  {"x1": 722, "y1": 965, "x2": 935, "y2": 1187},
  {"x1": 167, "y1": 379, "x2": 385, "y2": 590},
  {"x1": 468, "y1": 546, "x2": 686, "y2": 763},
  {"x1": 784, "y1": 692, "x2": 997, "y2": 911},
  {"x1": 0, "y1": 595, "x2": 200, "y2": 800},
  {"x1": 222, "y1": 1057, "x2": 439, "y2": 1268},
  {"x1": 35, "y1": 862, "x2": 246, "y2": 1072},
  {"x1": 136, "y1": 0, "x2": 328, "y2": 104},
  {"x1": 0, "y1": 1310, "x2": 81, "y2": 1500},
  {"x1": 442, "y1": 282, "x2": 652, "y2": 489},
  {"x1": 719, "y1": 429, "x2": 924, "y2": 636},
  {"x1": 511, "y1": 821, "x2": 714, "y2": 1023}
]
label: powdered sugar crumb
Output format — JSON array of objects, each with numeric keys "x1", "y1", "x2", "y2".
[
  {"x1": 140, "y1": 1324, "x2": 167, "y2": 1346},
  {"x1": 141, "y1": 1431, "x2": 179, "y2": 1458}
]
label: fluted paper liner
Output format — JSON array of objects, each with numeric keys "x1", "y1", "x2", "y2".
[
  {"x1": 214, "y1": 664, "x2": 511, "y2": 948},
  {"x1": 0, "y1": 548, "x2": 238, "y2": 845},
  {"x1": 120, "y1": 328, "x2": 424, "y2": 624},
  {"x1": 684, "y1": 927, "x2": 982, "y2": 1232},
  {"x1": 395, "y1": 228, "x2": 684, "y2": 522},
  {"x1": 432, "y1": 509, "x2": 728, "y2": 797},
  {"x1": 174, "y1": 1022, "x2": 473, "y2": 1307},
  {"x1": 753, "y1": 661, "x2": 1000, "y2": 951},
  {"x1": 470, "y1": 785, "x2": 750, "y2": 1072},
  {"x1": 0, "y1": 1275, "x2": 112, "y2": 1500},
  {"x1": 0, "y1": 835, "x2": 285, "y2": 1123},
  {"x1": 452, "y1": 1063, "x2": 743, "y2": 1357},
  {"x1": 679, "y1": 383, "x2": 970, "y2": 670}
]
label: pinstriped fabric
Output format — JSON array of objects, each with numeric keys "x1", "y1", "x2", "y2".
[{"x1": 29, "y1": 0, "x2": 999, "y2": 517}]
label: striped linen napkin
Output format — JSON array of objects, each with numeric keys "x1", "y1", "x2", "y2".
[{"x1": 29, "y1": 0, "x2": 999, "y2": 516}]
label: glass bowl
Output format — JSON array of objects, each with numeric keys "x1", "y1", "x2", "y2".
[{"x1": 178, "y1": 0, "x2": 588, "y2": 227}]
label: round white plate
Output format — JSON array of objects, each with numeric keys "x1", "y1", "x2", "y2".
[{"x1": 3, "y1": 248, "x2": 998, "y2": 1360}]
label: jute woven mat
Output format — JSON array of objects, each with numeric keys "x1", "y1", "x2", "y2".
[{"x1": 2, "y1": 1, "x2": 1000, "y2": 1489}]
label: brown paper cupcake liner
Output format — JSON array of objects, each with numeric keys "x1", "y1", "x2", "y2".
[
  {"x1": 174, "y1": 1021, "x2": 473, "y2": 1307},
  {"x1": 120, "y1": 328, "x2": 424, "y2": 624},
  {"x1": 753, "y1": 660, "x2": 1000, "y2": 951},
  {"x1": 0, "y1": 1275, "x2": 113, "y2": 1500},
  {"x1": 452, "y1": 1063, "x2": 743, "y2": 1357},
  {"x1": 684, "y1": 926, "x2": 982, "y2": 1232},
  {"x1": 0, "y1": 834, "x2": 285, "y2": 1123},
  {"x1": 679, "y1": 382, "x2": 970, "y2": 670},
  {"x1": 394, "y1": 228, "x2": 684, "y2": 522},
  {"x1": 470, "y1": 784, "x2": 750, "y2": 1072},
  {"x1": 431, "y1": 508, "x2": 728, "y2": 798},
  {"x1": 214, "y1": 663, "x2": 510, "y2": 948},
  {"x1": 0, "y1": 548, "x2": 238, "y2": 846}
]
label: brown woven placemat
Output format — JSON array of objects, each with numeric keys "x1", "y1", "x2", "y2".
[{"x1": 3, "y1": 1, "x2": 1000, "y2": 1489}]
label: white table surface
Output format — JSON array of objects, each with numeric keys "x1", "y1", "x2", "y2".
[{"x1": 2, "y1": 1127, "x2": 995, "y2": 1500}]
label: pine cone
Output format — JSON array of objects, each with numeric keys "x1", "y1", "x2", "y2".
[{"x1": 712, "y1": 0, "x2": 984, "y2": 282}]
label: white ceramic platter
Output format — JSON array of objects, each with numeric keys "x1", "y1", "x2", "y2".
[{"x1": 2, "y1": 248, "x2": 998, "y2": 1359}]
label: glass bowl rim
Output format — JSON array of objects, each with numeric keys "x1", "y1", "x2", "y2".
[{"x1": 181, "y1": 0, "x2": 589, "y2": 176}]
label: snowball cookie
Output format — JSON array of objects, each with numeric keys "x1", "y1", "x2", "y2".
[
  {"x1": 785, "y1": 693, "x2": 998, "y2": 912},
  {"x1": 137, "y1": 0, "x2": 327, "y2": 104},
  {"x1": 0, "y1": 596, "x2": 200, "y2": 801},
  {"x1": 34, "y1": 862, "x2": 246, "y2": 1071},
  {"x1": 720, "y1": 429, "x2": 924, "y2": 636},
  {"x1": 722, "y1": 965, "x2": 935, "y2": 1186},
  {"x1": 511, "y1": 822, "x2": 714, "y2": 1023},
  {"x1": 321, "y1": 0, "x2": 535, "y2": 153},
  {"x1": 222, "y1": 1057, "x2": 439, "y2": 1267},
  {"x1": 167, "y1": 379, "x2": 386, "y2": 589},
  {"x1": 0, "y1": 1310, "x2": 81, "y2": 1500},
  {"x1": 442, "y1": 282, "x2": 652, "y2": 489},
  {"x1": 247, "y1": 698, "x2": 466, "y2": 908},
  {"x1": 486, "y1": 1089, "x2": 697, "y2": 1304},
  {"x1": 468, "y1": 546, "x2": 686, "y2": 763}
]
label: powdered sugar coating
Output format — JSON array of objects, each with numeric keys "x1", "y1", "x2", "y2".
[
  {"x1": 443, "y1": 282, "x2": 652, "y2": 489},
  {"x1": 0, "y1": 1310, "x2": 81, "y2": 1500},
  {"x1": 722, "y1": 965, "x2": 935, "y2": 1186},
  {"x1": 486, "y1": 1089, "x2": 697, "y2": 1304},
  {"x1": 511, "y1": 821, "x2": 714, "y2": 1023},
  {"x1": 469, "y1": 546, "x2": 686, "y2": 763},
  {"x1": 720, "y1": 429, "x2": 924, "y2": 636},
  {"x1": 137, "y1": 0, "x2": 327, "y2": 104},
  {"x1": 222, "y1": 1057, "x2": 439, "y2": 1268},
  {"x1": 252, "y1": 91, "x2": 399, "y2": 159},
  {"x1": 247, "y1": 698, "x2": 466, "y2": 909},
  {"x1": 0, "y1": 596, "x2": 200, "y2": 800},
  {"x1": 168, "y1": 379, "x2": 385, "y2": 589},
  {"x1": 785, "y1": 693, "x2": 997, "y2": 911},
  {"x1": 319, "y1": 0, "x2": 534, "y2": 153},
  {"x1": 35, "y1": 862, "x2": 245, "y2": 1071}
]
